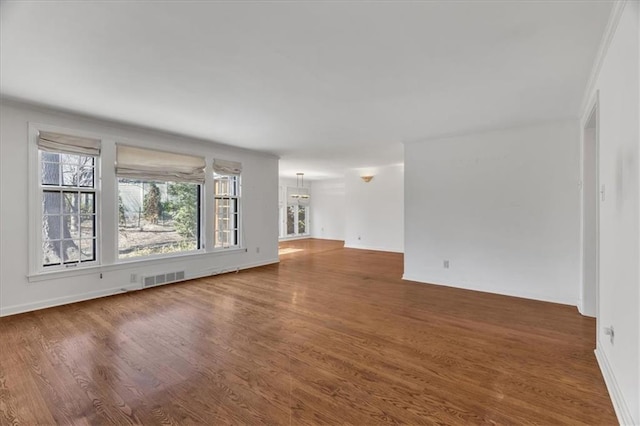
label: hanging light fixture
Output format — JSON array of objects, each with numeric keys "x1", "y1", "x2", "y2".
[{"x1": 291, "y1": 172, "x2": 310, "y2": 200}]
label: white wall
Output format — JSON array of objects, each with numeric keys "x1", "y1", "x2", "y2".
[
  {"x1": 344, "y1": 164, "x2": 404, "y2": 253},
  {"x1": 310, "y1": 179, "x2": 346, "y2": 241},
  {"x1": 586, "y1": 1, "x2": 640, "y2": 424},
  {"x1": 0, "y1": 99, "x2": 279, "y2": 317},
  {"x1": 404, "y1": 120, "x2": 580, "y2": 305}
]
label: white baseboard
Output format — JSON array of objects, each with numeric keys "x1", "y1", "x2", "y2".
[
  {"x1": 401, "y1": 274, "x2": 576, "y2": 306},
  {"x1": 194, "y1": 258, "x2": 279, "y2": 278},
  {"x1": 0, "y1": 258, "x2": 280, "y2": 317},
  {"x1": 0, "y1": 284, "x2": 140, "y2": 317},
  {"x1": 344, "y1": 243, "x2": 403, "y2": 253},
  {"x1": 595, "y1": 346, "x2": 635, "y2": 425}
]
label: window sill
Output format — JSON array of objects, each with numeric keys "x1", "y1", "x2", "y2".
[{"x1": 27, "y1": 247, "x2": 248, "y2": 283}]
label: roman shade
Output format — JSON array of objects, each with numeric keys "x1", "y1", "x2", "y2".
[
  {"x1": 212, "y1": 158, "x2": 242, "y2": 175},
  {"x1": 116, "y1": 144, "x2": 206, "y2": 183},
  {"x1": 38, "y1": 131, "x2": 101, "y2": 156}
]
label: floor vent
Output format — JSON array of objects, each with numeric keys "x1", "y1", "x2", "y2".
[{"x1": 142, "y1": 270, "x2": 185, "y2": 288}]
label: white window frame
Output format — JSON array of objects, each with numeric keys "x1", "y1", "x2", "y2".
[
  {"x1": 114, "y1": 143, "x2": 206, "y2": 262},
  {"x1": 213, "y1": 173, "x2": 241, "y2": 249},
  {"x1": 116, "y1": 178, "x2": 204, "y2": 261},
  {"x1": 28, "y1": 124, "x2": 102, "y2": 274},
  {"x1": 285, "y1": 203, "x2": 310, "y2": 237}
]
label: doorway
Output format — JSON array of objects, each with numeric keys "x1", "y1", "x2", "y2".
[{"x1": 581, "y1": 101, "x2": 599, "y2": 319}]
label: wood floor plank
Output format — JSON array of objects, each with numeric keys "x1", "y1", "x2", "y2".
[{"x1": 0, "y1": 239, "x2": 617, "y2": 424}]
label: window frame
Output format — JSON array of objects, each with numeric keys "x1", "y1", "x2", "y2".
[
  {"x1": 115, "y1": 178, "x2": 204, "y2": 261},
  {"x1": 29, "y1": 124, "x2": 102, "y2": 274},
  {"x1": 213, "y1": 173, "x2": 242, "y2": 250},
  {"x1": 285, "y1": 203, "x2": 310, "y2": 237}
]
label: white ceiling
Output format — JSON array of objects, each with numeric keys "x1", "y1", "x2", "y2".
[{"x1": 1, "y1": 1, "x2": 612, "y2": 179}]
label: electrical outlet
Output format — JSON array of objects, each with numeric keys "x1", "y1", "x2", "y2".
[
  {"x1": 443, "y1": 260, "x2": 450, "y2": 269},
  {"x1": 604, "y1": 326, "x2": 615, "y2": 344},
  {"x1": 256, "y1": 247, "x2": 260, "y2": 253},
  {"x1": 130, "y1": 273, "x2": 137, "y2": 283}
]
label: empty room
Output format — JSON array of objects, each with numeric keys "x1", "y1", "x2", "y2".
[{"x1": 1, "y1": 0, "x2": 639, "y2": 424}]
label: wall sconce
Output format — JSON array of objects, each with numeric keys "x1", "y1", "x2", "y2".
[{"x1": 361, "y1": 176, "x2": 374, "y2": 183}]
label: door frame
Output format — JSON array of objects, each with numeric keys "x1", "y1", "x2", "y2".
[{"x1": 579, "y1": 90, "x2": 600, "y2": 322}]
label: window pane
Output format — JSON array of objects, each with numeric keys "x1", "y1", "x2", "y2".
[
  {"x1": 298, "y1": 206, "x2": 306, "y2": 234},
  {"x1": 41, "y1": 162, "x2": 60, "y2": 185},
  {"x1": 287, "y1": 206, "x2": 295, "y2": 235},
  {"x1": 63, "y1": 192, "x2": 79, "y2": 214},
  {"x1": 80, "y1": 215, "x2": 94, "y2": 238},
  {"x1": 62, "y1": 240, "x2": 80, "y2": 262},
  {"x1": 118, "y1": 179, "x2": 199, "y2": 259},
  {"x1": 43, "y1": 214, "x2": 62, "y2": 241},
  {"x1": 41, "y1": 152, "x2": 60, "y2": 163},
  {"x1": 43, "y1": 241, "x2": 61, "y2": 266},
  {"x1": 65, "y1": 215, "x2": 80, "y2": 240},
  {"x1": 43, "y1": 191, "x2": 62, "y2": 214},
  {"x1": 80, "y1": 193, "x2": 95, "y2": 214},
  {"x1": 80, "y1": 239, "x2": 95, "y2": 261},
  {"x1": 78, "y1": 167, "x2": 94, "y2": 187},
  {"x1": 62, "y1": 164, "x2": 78, "y2": 186},
  {"x1": 60, "y1": 153, "x2": 79, "y2": 165},
  {"x1": 216, "y1": 178, "x2": 228, "y2": 195}
]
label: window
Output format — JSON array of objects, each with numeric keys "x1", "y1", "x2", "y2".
[
  {"x1": 38, "y1": 131, "x2": 100, "y2": 268},
  {"x1": 286, "y1": 204, "x2": 308, "y2": 236},
  {"x1": 213, "y1": 159, "x2": 242, "y2": 249},
  {"x1": 285, "y1": 186, "x2": 310, "y2": 237},
  {"x1": 116, "y1": 145, "x2": 205, "y2": 259}
]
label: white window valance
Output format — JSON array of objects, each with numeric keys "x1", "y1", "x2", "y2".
[
  {"x1": 213, "y1": 158, "x2": 242, "y2": 175},
  {"x1": 38, "y1": 131, "x2": 101, "y2": 156},
  {"x1": 116, "y1": 144, "x2": 206, "y2": 183}
]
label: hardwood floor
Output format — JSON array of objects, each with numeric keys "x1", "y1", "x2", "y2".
[{"x1": 0, "y1": 239, "x2": 616, "y2": 425}]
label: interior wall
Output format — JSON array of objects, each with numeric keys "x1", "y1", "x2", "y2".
[
  {"x1": 404, "y1": 120, "x2": 580, "y2": 305},
  {"x1": 587, "y1": 1, "x2": 640, "y2": 423},
  {"x1": 0, "y1": 99, "x2": 279, "y2": 317},
  {"x1": 310, "y1": 179, "x2": 346, "y2": 241},
  {"x1": 344, "y1": 164, "x2": 404, "y2": 253}
]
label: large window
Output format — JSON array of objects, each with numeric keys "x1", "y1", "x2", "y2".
[
  {"x1": 118, "y1": 180, "x2": 200, "y2": 258},
  {"x1": 284, "y1": 186, "x2": 309, "y2": 237},
  {"x1": 286, "y1": 205, "x2": 308, "y2": 236},
  {"x1": 38, "y1": 132, "x2": 100, "y2": 268},
  {"x1": 213, "y1": 159, "x2": 242, "y2": 249},
  {"x1": 116, "y1": 145, "x2": 205, "y2": 259}
]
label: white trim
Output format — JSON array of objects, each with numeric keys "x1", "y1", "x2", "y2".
[
  {"x1": 401, "y1": 274, "x2": 577, "y2": 306},
  {"x1": 344, "y1": 244, "x2": 403, "y2": 254},
  {"x1": 27, "y1": 246, "x2": 248, "y2": 283},
  {"x1": 578, "y1": 93, "x2": 600, "y2": 318},
  {"x1": 595, "y1": 347, "x2": 635, "y2": 425},
  {"x1": 3, "y1": 257, "x2": 279, "y2": 317},
  {"x1": 580, "y1": 1, "x2": 628, "y2": 115},
  {"x1": 0, "y1": 285, "x2": 140, "y2": 317},
  {"x1": 279, "y1": 235, "x2": 312, "y2": 241},
  {"x1": 193, "y1": 258, "x2": 279, "y2": 279}
]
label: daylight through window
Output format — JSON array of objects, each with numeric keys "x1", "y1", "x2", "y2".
[
  {"x1": 116, "y1": 145, "x2": 205, "y2": 259},
  {"x1": 213, "y1": 159, "x2": 242, "y2": 249},
  {"x1": 38, "y1": 132, "x2": 100, "y2": 268}
]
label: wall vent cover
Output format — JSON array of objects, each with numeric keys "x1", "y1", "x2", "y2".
[{"x1": 142, "y1": 270, "x2": 186, "y2": 288}]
